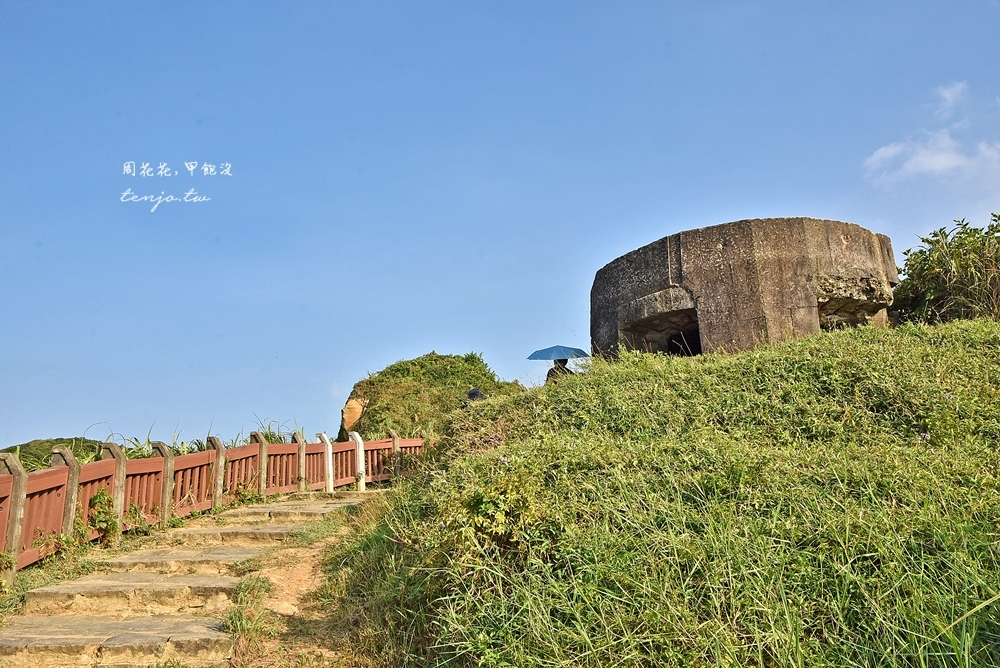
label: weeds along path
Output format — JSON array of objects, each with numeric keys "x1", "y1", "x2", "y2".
[{"x1": 0, "y1": 491, "x2": 375, "y2": 668}]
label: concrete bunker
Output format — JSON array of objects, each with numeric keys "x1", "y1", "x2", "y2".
[{"x1": 591, "y1": 217, "x2": 899, "y2": 356}]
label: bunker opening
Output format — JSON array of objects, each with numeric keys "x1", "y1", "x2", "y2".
[{"x1": 620, "y1": 308, "x2": 702, "y2": 356}]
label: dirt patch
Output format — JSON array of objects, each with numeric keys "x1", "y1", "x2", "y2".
[
  {"x1": 259, "y1": 537, "x2": 340, "y2": 616},
  {"x1": 232, "y1": 531, "x2": 352, "y2": 668}
]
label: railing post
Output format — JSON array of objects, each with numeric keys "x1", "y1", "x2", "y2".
[
  {"x1": 151, "y1": 442, "x2": 174, "y2": 528},
  {"x1": 50, "y1": 447, "x2": 80, "y2": 537},
  {"x1": 349, "y1": 431, "x2": 366, "y2": 492},
  {"x1": 100, "y1": 442, "x2": 128, "y2": 523},
  {"x1": 0, "y1": 454, "x2": 26, "y2": 586},
  {"x1": 250, "y1": 431, "x2": 269, "y2": 497},
  {"x1": 208, "y1": 436, "x2": 227, "y2": 509},
  {"x1": 294, "y1": 432, "x2": 308, "y2": 493},
  {"x1": 388, "y1": 429, "x2": 402, "y2": 478},
  {"x1": 317, "y1": 432, "x2": 334, "y2": 493}
]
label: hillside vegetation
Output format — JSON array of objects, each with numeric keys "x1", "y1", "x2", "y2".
[
  {"x1": 347, "y1": 352, "x2": 521, "y2": 441},
  {"x1": 1, "y1": 437, "x2": 106, "y2": 471},
  {"x1": 321, "y1": 320, "x2": 1000, "y2": 667},
  {"x1": 894, "y1": 213, "x2": 1000, "y2": 323}
]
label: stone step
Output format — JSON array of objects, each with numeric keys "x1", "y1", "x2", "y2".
[
  {"x1": 24, "y1": 572, "x2": 238, "y2": 614},
  {"x1": 0, "y1": 614, "x2": 231, "y2": 667},
  {"x1": 217, "y1": 499, "x2": 360, "y2": 523},
  {"x1": 102, "y1": 545, "x2": 268, "y2": 574},
  {"x1": 333, "y1": 489, "x2": 388, "y2": 500},
  {"x1": 283, "y1": 490, "x2": 386, "y2": 501},
  {"x1": 168, "y1": 524, "x2": 304, "y2": 545},
  {"x1": 283, "y1": 491, "x2": 340, "y2": 501}
]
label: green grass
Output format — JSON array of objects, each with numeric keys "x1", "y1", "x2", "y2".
[
  {"x1": 286, "y1": 509, "x2": 351, "y2": 548},
  {"x1": 223, "y1": 574, "x2": 279, "y2": 658},
  {"x1": 318, "y1": 320, "x2": 1000, "y2": 667},
  {"x1": 228, "y1": 556, "x2": 266, "y2": 578}
]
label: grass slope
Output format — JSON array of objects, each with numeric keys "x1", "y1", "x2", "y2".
[{"x1": 321, "y1": 320, "x2": 1000, "y2": 667}]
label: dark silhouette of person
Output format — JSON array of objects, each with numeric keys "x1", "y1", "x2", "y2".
[
  {"x1": 546, "y1": 359, "x2": 574, "y2": 384},
  {"x1": 467, "y1": 387, "x2": 484, "y2": 402}
]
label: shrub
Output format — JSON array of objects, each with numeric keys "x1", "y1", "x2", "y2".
[
  {"x1": 894, "y1": 214, "x2": 1000, "y2": 323},
  {"x1": 347, "y1": 352, "x2": 522, "y2": 441},
  {"x1": 87, "y1": 487, "x2": 120, "y2": 545}
]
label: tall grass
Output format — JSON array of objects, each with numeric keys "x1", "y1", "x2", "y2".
[{"x1": 319, "y1": 320, "x2": 1000, "y2": 667}]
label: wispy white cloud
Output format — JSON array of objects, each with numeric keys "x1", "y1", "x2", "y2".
[
  {"x1": 935, "y1": 81, "x2": 967, "y2": 119},
  {"x1": 865, "y1": 83, "x2": 1000, "y2": 192},
  {"x1": 865, "y1": 129, "x2": 1000, "y2": 186}
]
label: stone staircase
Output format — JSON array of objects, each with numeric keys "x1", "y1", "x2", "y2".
[{"x1": 0, "y1": 492, "x2": 368, "y2": 667}]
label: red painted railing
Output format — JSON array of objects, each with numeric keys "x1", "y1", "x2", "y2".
[
  {"x1": 304, "y1": 443, "x2": 326, "y2": 490},
  {"x1": 330, "y1": 440, "x2": 357, "y2": 488},
  {"x1": 264, "y1": 443, "x2": 298, "y2": 495},
  {"x1": 124, "y1": 456, "x2": 164, "y2": 525},
  {"x1": 222, "y1": 444, "x2": 259, "y2": 499},
  {"x1": 363, "y1": 438, "x2": 394, "y2": 484},
  {"x1": 399, "y1": 438, "x2": 424, "y2": 456},
  {"x1": 0, "y1": 432, "x2": 425, "y2": 576},
  {"x1": 173, "y1": 450, "x2": 215, "y2": 517},
  {"x1": 19, "y1": 467, "x2": 69, "y2": 567}
]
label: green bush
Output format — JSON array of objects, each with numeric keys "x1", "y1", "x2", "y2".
[
  {"x1": 894, "y1": 214, "x2": 1000, "y2": 323},
  {"x1": 348, "y1": 352, "x2": 522, "y2": 441},
  {"x1": 87, "y1": 487, "x2": 120, "y2": 546},
  {"x1": 321, "y1": 320, "x2": 1000, "y2": 667}
]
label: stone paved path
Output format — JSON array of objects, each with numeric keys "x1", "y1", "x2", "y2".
[{"x1": 0, "y1": 491, "x2": 367, "y2": 668}]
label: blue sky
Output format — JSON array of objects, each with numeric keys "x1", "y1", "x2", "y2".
[{"x1": 2, "y1": 2, "x2": 998, "y2": 447}]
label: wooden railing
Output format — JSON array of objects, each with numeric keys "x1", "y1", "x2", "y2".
[{"x1": 0, "y1": 430, "x2": 423, "y2": 583}]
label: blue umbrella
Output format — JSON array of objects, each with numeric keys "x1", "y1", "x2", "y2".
[{"x1": 527, "y1": 345, "x2": 590, "y2": 360}]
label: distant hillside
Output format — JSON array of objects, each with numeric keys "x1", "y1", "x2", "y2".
[
  {"x1": 1, "y1": 437, "x2": 105, "y2": 471},
  {"x1": 323, "y1": 320, "x2": 1000, "y2": 667}
]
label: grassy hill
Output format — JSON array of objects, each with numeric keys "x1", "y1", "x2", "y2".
[
  {"x1": 1, "y1": 437, "x2": 105, "y2": 471},
  {"x1": 347, "y1": 351, "x2": 522, "y2": 441},
  {"x1": 321, "y1": 320, "x2": 1000, "y2": 667}
]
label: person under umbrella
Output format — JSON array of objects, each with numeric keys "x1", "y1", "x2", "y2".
[
  {"x1": 527, "y1": 345, "x2": 590, "y2": 385},
  {"x1": 546, "y1": 358, "x2": 573, "y2": 384}
]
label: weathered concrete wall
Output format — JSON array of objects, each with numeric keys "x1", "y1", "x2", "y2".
[{"x1": 591, "y1": 217, "x2": 898, "y2": 356}]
